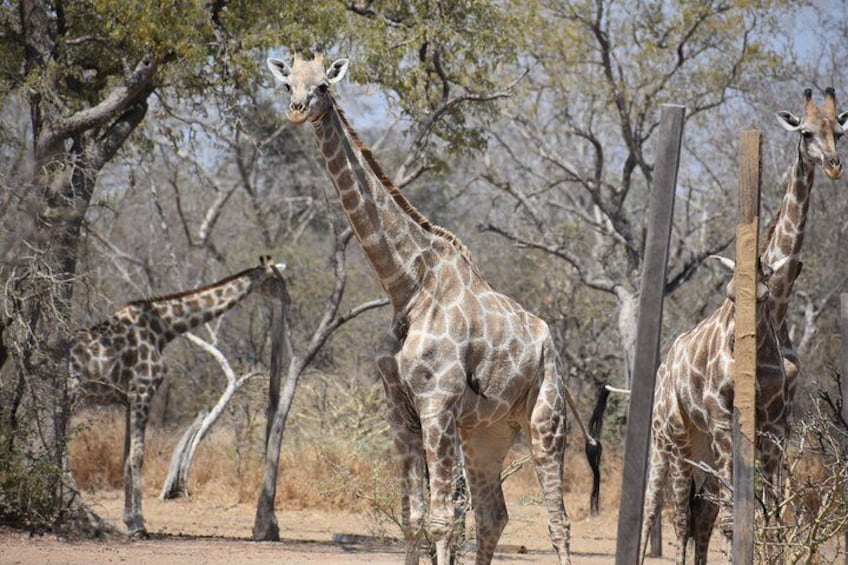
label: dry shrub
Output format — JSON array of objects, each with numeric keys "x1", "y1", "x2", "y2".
[
  {"x1": 68, "y1": 409, "x2": 179, "y2": 494},
  {"x1": 67, "y1": 410, "x2": 125, "y2": 491},
  {"x1": 755, "y1": 388, "x2": 848, "y2": 564}
]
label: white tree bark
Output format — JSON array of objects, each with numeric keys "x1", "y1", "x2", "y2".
[{"x1": 160, "y1": 332, "x2": 261, "y2": 500}]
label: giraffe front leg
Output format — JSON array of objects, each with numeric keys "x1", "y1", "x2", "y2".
[
  {"x1": 420, "y1": 408, "x2": 460, "y2": 565},
  {"x1": 377, "y1": 338, "x2": 424, "y2": 565},
  {"x1": 123, "y1": 401, "x2": 149, "y2": 537},
  {"x1": 461, "y1": 422, "x2": 516, "y2": 565},
  {"x1": 391, "y1": 424, "x2": 426, "y2": 565}
]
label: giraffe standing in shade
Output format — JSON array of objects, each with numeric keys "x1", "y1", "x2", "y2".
[
  {"x1": 267, "y1": 49, "x2": 591, "y2": 565},
  {"x1": 69, "y1": 256, "x2": 285, "y2": 536},
  {"x1": 642, "y1": 88, "x2": 847, "y2": 563}
]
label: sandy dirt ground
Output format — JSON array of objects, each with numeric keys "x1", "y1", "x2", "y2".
[{"x1": 1, "y1": 488, "x2": 726, "y2": 564}]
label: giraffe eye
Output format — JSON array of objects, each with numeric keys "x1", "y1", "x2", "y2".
[
  {"x1": 318, "y1": 83, "x2": 328, "y2": 93},
  {"x1": 801, "y1": 130, "x2": 813, "y2": 140}
]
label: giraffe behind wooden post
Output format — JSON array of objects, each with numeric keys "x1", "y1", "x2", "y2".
[
  {"x1": 640, "y1": 89, "x2": 846, "y2": 563},
  {"x1": 266, "y1": 49, "x2": 596, "y2": 565},
  {"x1": 68, "y1": 256, "x2": 286, "y2": 536},
  {"x1": 641, "y1": 255, "x2": 788, "y2": 564}
]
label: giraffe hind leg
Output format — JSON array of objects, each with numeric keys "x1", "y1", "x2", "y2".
[
  {"x1": 529, "y1": 349, "x2": 571, "y2": 565},
  {"x1": 690, "y1": 478, "x2": 719, "y2": 565},
  {"x1": 124, "y1": 400, "x2": 150, "y2": 537}
]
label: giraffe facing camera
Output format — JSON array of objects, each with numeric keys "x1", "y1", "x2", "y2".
[{"x1": 267, "y1": 48, "x2": 596, "y2": 565}]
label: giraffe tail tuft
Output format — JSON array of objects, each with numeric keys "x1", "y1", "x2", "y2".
[{"x1": 585, "y1": 382, "x2": 612, "y2": 516}]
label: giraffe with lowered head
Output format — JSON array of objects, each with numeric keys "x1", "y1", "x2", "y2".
[
  {"x1": 267, "y1": 49, "x2": 596, "y2": 565},
  {"x1": 69, "y1": 256, "x2": 285, "y2": 536}
]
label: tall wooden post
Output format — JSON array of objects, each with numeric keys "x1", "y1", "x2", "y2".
[
  {"x1": 841, "y1": 293, "x2": 848, "y2": 564},
  {"x1": 614, "y1": 104, "x2": 685, "y2": 564},
  {"x1": 732, "y1": 130, "x2": 761, "y2": 565}
]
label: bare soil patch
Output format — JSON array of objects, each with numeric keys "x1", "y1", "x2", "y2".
[{"x1": 1, "y1": 487, "x2": 718, "y2": 564}]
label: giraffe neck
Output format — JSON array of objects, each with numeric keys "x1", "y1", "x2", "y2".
[
  {"x1": 718, "y1": 300, "x2": 780, "y2": 365},
  {"x1": 760, "y1": 146, "x2": 814, "y2": 330},
  {"x1": 124, "y1": 272, "x2": 255, "y2": 341},
  {"x1": 311, "y1": 101, "x2": 438, "y2": 310}
]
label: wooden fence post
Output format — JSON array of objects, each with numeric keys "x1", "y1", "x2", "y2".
[
  {"x1": 732, "y1": 130, "x2": 761, "y2": 565},
  {"x1": 841, "y1": 293, "x2": 848, "y2": 564},
  {"x1": 614, "y1": 104, "x2": 685, "y2": 564}
]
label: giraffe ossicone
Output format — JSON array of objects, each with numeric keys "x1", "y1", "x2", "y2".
[
  {"x1": 267, "y1": 49, "x2": 595, "y2": 565},
  {"x1": 69, "y1": 256, "x2": 285, "y2": 536}
]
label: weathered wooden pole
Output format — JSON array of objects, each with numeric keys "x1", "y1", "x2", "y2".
[
  {"x1": 614, "y1": 104, "x2": 685, "y2": 564},
  {"x1": 732, "y1": 130, "x2": 761, "y2": 565},
  {"x1": 841, "y1": 293, "x2": 848, "y2": 564}
]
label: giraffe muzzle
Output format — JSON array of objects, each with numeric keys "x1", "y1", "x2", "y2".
[
  {"x1": 287, "y1": 103, "x2": 308, "y2": 124},
  {"x1": 824, "y1": 159, "x2": 843, "y2": 180}
]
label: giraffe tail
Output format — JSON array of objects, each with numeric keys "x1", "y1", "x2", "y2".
[
  {"x1": 561, "y1": 377, "x2": 604, "y2": 516},
  {"x1": 585, "y1": 382, "x2": 611, "y2": 516}
]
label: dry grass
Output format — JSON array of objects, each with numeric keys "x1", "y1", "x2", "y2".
[
  {"x1": 68, "y1": 408, "x2": 621, "y2": 523},
  {"x1": 67, "y1": 408, "x2": 398, "y2": 513}
]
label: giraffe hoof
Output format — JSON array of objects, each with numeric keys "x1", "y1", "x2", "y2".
[{"x1": 128, "y1": 528, "x2": 149, "y2": 540}]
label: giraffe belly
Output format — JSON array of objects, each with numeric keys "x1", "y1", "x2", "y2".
[{"x1": 458, "y1": 391, "x2": 520, "y2": 428}]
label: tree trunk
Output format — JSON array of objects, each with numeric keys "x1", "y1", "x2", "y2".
[
  {"x1": 160, "y1": 410, "x2": 207, "y2": 500},
  {"x1": 253, "y1": 289, "x2": 292, "y2": 541},
  {"x1": 0, "y1": 2, "x2": 153, "y2": 531}
]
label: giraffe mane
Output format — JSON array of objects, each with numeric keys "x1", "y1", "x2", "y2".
[
  {"x1": 125, "y1": 266, "x2": 258, "y2": 307},
  {"x1": 331, "y1": 100, "x2": 473, "y2": 261}
]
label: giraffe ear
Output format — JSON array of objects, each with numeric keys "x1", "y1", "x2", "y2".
[
  {"x1": 708, "y1": 255, "x2": 735, "y2": 272},
  {"x1": 776, "y1": 111, "x2": 801, "y2": 131},
  {"x1": 326, "y1": 58, "x2": 349, "y2": 84},
  {"x1": 838, "y1": 111, "x2": 848, "y2": 130},
  {"x1": 267, "y1": 58, "x2": 293, "y2": 85},
  {"x1": 766, "y1": 255, "x2": 791, "y2": 274}
]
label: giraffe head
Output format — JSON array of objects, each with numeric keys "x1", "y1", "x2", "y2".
[
  {"x1": 776, "y1": 88, "x2": 848, "y2": 180},
  {"x1": 710, "y1": 255, "x2": 790, "y2": 304},
  {"x1": 250, "y1": 255, "x2": 287, "y2": 298},
  {"x1": 267, "y1": 48, "x2": 349, "y2": 124}
]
